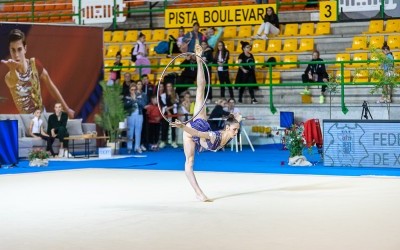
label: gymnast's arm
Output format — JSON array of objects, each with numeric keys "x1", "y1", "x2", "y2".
[{"x1": 170, "y1": 120, "x2": 212, "y2": 139}]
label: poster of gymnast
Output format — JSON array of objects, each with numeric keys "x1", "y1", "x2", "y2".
[{"x1": 0, "y1": 23, "x2": 103, "y2": 119}]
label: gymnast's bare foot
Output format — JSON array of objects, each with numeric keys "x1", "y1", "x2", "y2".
[
  {"x1": 196, "y1": 194, "x2": 212, "y2": 202},
  {"x1": 195, "y1": 44, "x2": 203, "y2": 58}
]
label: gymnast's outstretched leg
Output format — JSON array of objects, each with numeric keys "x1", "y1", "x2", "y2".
[{"x1": 182, "y1": 44, "x2": 210, "y2": 202}]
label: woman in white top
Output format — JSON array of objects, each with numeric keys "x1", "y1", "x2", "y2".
[
  {"x1": 29, "y1": 109, "x2": 55, "y2": 156},
  {"x1": 133, "y1": 33, "x2": 151, "y2": 75}
]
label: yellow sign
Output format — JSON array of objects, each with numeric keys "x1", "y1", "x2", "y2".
[
  {"x1": 165, "y1": 4, "x2": 276, "y2": 28},
  {"x1": 319, "y1": 1, "x2": 337, "y2": 22}
]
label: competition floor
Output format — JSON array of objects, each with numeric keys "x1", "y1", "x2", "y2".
[{"x1": 1, "y1": 168, "x2": 400, "y2": 250}]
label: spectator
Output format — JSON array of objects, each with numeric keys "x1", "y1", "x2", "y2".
[
  {"x1": 253, "y1": 7, "x2": 280, "y2": 40},
  {"x1": 159, "y1": 82, "x2": 179, "y2": 148},
  {"x1": 180, "y1": 91, "x2": 193, "y2": 122},
  {"x1": 176, "y1": 54, "x2": 197, "y2": 97},
  {"x1": 144, "y1": 95, "x2": 163, "y2": 151},
  {"x1": 301, "y1": 50, "x2": 329, "y2": 104},
  {"x1": 167, "y1": 27, "x2": 185, "y2": 58},
  {"x1": 109, "y1": 52, "x2": 123, "y2": 85},
  {"x1": 183, "y1": 22, "x2": 206, "y2": 53},
  {"x1": 29, "y1": 109, "x2": 54, "y2": 157},
  {"x1": 1, "y1": 29, "x2": 75, "y2": 118},
  {"x1": 225, "y1": 98, "x2": 240, "y2": 114},
  {"x1": 235, "y1": 41, "x2": 258, "y2": 104},
  {"x1": 208, "y1": 98, "x2": 230, "y2": 131},
  {"x1": 206, "y1": 27, "x2": 224, "y2": 49},
  {"x1": 121, "y1": 72, "x2": 134, "y2": 97},
  {"x1": 137, "y1": 80, "x2": 149, "y2": 152},
  {"x1": 47, "y1": 103, "x2": 70, "y2": 157},
  {"x1": 124, "y1": 83, "x2": 147, "y2": 154},
  {"x1": 214, "y1": 41, "x2": 234, "y2": 100},
  {"x1": 132, "y1": 32, "x2": 151, "y2": 75},
  {"x1": 378, "y1": 42, "x2": 395, "y2": 103},
  {"x1": 200, "y1": 40, "x2": 214, "y2": 103}
]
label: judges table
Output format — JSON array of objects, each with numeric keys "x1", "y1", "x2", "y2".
[{"x1": 0, "y1": 120, "x2": 18, "y2": 166}]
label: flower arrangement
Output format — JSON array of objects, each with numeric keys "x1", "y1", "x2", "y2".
[
  {"x1": 28, "y1": 148, "x2": 50, "y2": 161},
  {"x1": 283, "y1": 124, "x2": 307, "y2": 157}
]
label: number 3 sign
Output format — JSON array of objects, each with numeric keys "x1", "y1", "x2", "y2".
[{"x1": 320, "y1": 1, "x2": 337, "y2": 22}]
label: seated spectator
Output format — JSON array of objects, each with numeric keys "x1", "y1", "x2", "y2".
[
  {"x1": 179, "y1": 91, "x2": 194, "y2": 122},
  {"x1": 29, "y1": 109, "x2": 54, "y2": 157},
  {"x1": 167, "y1": 27, "x2": 185, "y2": 58},
  {"x1": 253, "y1": 7, "x2": 280, "y2": 40},
  {"x1": 47, "y1": 103, "x2": 71, "y2": 157},
  {"x1": 208, "y1": 98, "x2": 230, "y2": 131},
  {"x1": 301, "y1": 50, "x2": 328, "y2": 103}
]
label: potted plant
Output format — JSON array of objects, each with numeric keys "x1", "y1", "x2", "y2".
[
  {"x1": 283, "y1": 124, "x2": 313, "y2": 166},
  {"x1": 94, "y1": 81, "x2": 126, "y2": 144},
  {"x1": 28, "y1": 148, "x2": 50, "y2": 167}
]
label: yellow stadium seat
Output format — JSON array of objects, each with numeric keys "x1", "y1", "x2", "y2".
[
  {"x1": 315, "y1": 22, "x2": 330, "y2": 35},
  {"x1": 335, "y1": 70, "x2": 351, "y2": 83},
  {"x1": 237, "y1": 25, "x2": 252, "y2": 38},
  {"x1": 364, "y1": 20, "x2": 384, "y2": 34},
  {"x1": 335, "y1": 53, "x2": 351, "y2": 67},
  {"x1": 104, "y1": 60, "x2": 114, "y2": 72},
  {"x1": 230, "y1": 57, "x2": 239, "y2": 69},
  {"x1": 265, "y1": 71, "x2": 281, "y2": 84},
  {"x1": 121, "y1": 44, "x2": 134, "y2": 57},
  {"x1": 111, "y1": 31, "x2": 125, "y2": 43},
  {"x1": 252, "y1": 40, "x2": 266, "y2": 53},
  {"x1": 156, "y1": 58, "x2": 171, "y2": 72},
  {"x1": 282, "y1": 23, "x2": 299, "y2": 36},
  {"x1": 148, "y1": 43, "x2": 158, "y2": 57},
  {"x1": 120, "y1": 59, "x2": 131, "y2": 70},
  {"x1": 369, "y1": 35, "x2": 384, "y2": 49},
  {"x1": 255, "y1": 71, "x2": 264, "y2": 83},
  {"x1": 387, "y1": 35, "x2": 400, "y2": 49},
  {"x1": 224, "y1": 40, "x2": 235, "y2": 52},
  {"x1": 280, "y1": 55, "x2": 298, "y2": 68},
  {"x1": 299, "y1": 23, "x2": 314, "y2": 36},
  {"x1": 393, "y1": 51, "x2": 400, "y2": 66},
  {"x1": 167, "y1": 29, "x2": 179, "y2": 39},
  {"x1": 346, "y1": 36, "x2": 368, "y2": 50},
  {"x1": 223, "y1": 26, "x2": 237, "y2": 39},
  {"x1": 353, "y1": 70, "x2": 368, "y2": 83},
  {"x1": 352, "y1": 53, "x2": 368, "y2": 68},
  {"x1": 106, "y1": 45, "x2": 120, "y2": 58},
  {"x1": 267, "y1": 39, "x2": 282, "y2": 52},
  {"x1": 104, "y1": 31, "x2": 112, "y2": 43},
  {"x1": 140, "y1": 30, "x2": 152, "y2": 41},
  {"x1": 254, "y1": 56, "x2": 265, "y2": 69},
  {"x1": 298, "y1": 38, "x2": 314, "y2": 51},
  {"x1": 152, "y1": 29, "x2": 166, "y2": 42},
  {"x1": 369, "y1": 53, "x2": 380, "y2": 67},
  {"x1": 385, "y1": 19, "x2": 400, "y2": 33},
  {"x1": 283, "y1": 39, "x2": 298, "y2": 52},
  {"x1": 125, "y1": 30, "x2": 139, "y2": 42}
]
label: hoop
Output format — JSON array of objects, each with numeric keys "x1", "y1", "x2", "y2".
[{"x1": 156, "y1": 52, "x2": 211, "y2": 124}]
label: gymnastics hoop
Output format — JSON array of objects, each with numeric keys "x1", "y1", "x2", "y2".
[{"x1": 156, "y1": 52, "x2": 211, "y2": 124}]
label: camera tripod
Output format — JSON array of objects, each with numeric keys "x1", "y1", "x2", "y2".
[{"x1": 361, "y1": 101, "x2": 373, "y2": 120}]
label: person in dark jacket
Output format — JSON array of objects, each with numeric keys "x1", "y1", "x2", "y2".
[
  {"x1": 200, "y1": 40, "x2": 214, "y2": 103},
  {"x1": 301, "y1": 50, "x2": 329, "y2": 103},
  {"x1": 254, "y1": 7, "x2": 280, "y2": 40},
  {"x1": 214, "y1": 41, "x2": 234, "y2": 99},
  {"x1": 208, "y1": 99, "x2": 230, "y2": 131},
  {"x1": 47, "y1": 103, "x2": 70, "y2": 157}
]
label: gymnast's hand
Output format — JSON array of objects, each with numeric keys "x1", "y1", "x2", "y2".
[
  {"x1": 1, "y1": 59, "x2": 22, "y2": 72},
  {"x1": 170, "y1": 119, "x2": 185, "y2": 128}
]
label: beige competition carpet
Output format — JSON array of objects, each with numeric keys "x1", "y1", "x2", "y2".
[{"x1": 0, "y1": 169, "x2": 399, "y2": 250}]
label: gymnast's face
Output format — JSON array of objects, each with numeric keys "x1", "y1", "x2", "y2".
[
  {"x1": 9, "y1": 39, "x2": 27, "y2": 62},
  {"x1": 225, "y1": 123, "x2": 240, "y2": 138}
]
